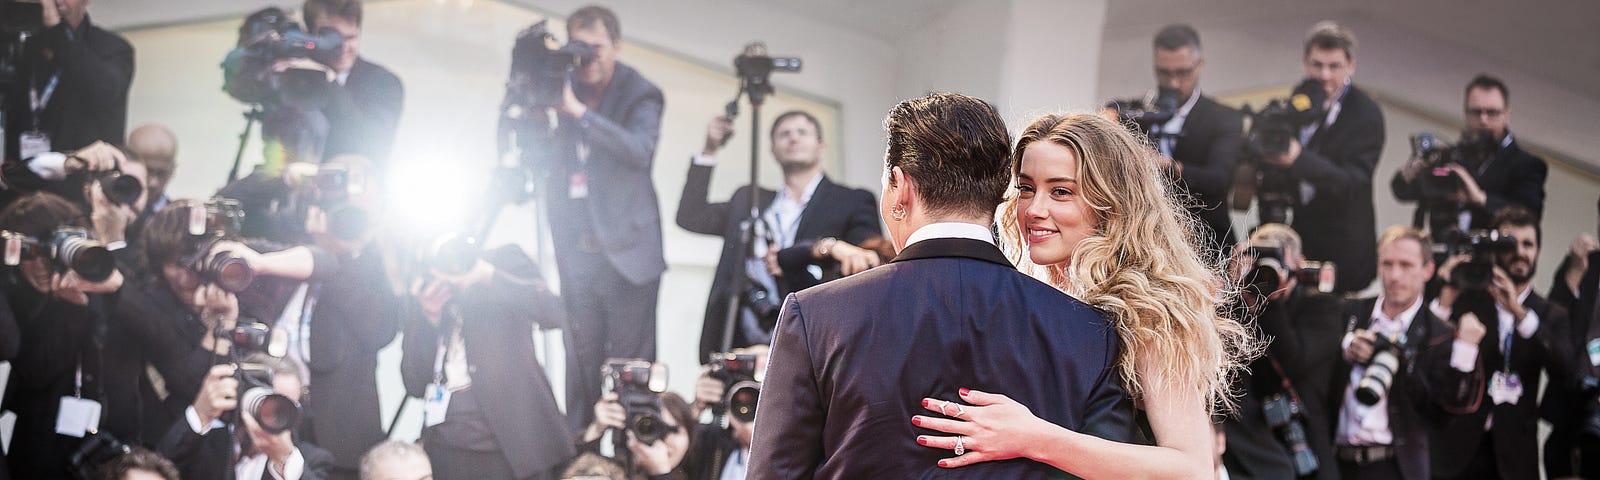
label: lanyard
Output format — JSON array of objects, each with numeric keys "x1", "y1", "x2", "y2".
[
  {"x1": 1500, "y1": 326, "x2": 1514, "y2": 373},
  {"x1": 297, "y1": 283, "x2": 320, "y2": 362},
  {"x1": 74, "y1": 353, "x2": 83, "y2": 399},
  {"x1": 431, "y1": 305, "x2": 461, "y2": 386},
  {"x1": 30, "y1": 75, "x2": 60, "y2": 128}
]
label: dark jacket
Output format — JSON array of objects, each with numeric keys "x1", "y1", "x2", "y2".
[
  {"x1": 3, "y1": 16, "x2": 133, "y2": 162},
  {"x1": 400, "y1": 245, "x2": 574, "y2": 479},
  {"x1": 156, "y1": 413, "x2": 336, "y2": 480},
  {"x1": 321, "y1": 58, "x2": 404, "y2": 170},
  {"x1": 1544, "y1": 252, "x2": 1600, "y2": 432},
  {"x1": 1328, "y1": 297, "x2": 1476, "y2": 480},
  {"x1": 1392, "y1": 134, "x2": 1547, "y2": 231},
  {"x1": 748, "y1": 237, "x2": 1134, "y2": 479},
  {"x1": 1223, "y1": 288, "x2": 1344, "y2": 480},
  {"x1": 674, "y1": 162, "x2": 880, "y2": 361},
  {"x1": 300, "y1": 245, "x2": 401, "y2": 471},
  {"x1": 1171, "y1": 94, "x2": 1243, "y2": 252},
  {"x1": 1290, "y1": 86, "x2": 1384, "y2": 293}
]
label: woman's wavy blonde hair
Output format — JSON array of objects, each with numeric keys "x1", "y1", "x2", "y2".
[{"x1": 998, "y1": 113, "x2": 1259, "y2": 413}]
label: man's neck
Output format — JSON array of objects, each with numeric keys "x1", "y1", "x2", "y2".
[
  {"x1": 781, "y1": 166, "x2": 822, "y2": 201},
  {"x1": 1381, "y1": 295, "x2": 1416, "y2": 320}
]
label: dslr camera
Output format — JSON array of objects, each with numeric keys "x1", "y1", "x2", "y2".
[
  {"x1": 1, "y1": 227, "x2": 117, "y2": 283},
  {"x1": 707, "y1": 352, "x2": 761, "y2": 422},
  {"x1": 1355, "y1": 334, "x2": 1402, "y2": 406},
  {"x1": 284, "y1": 162, "x2": 369, "y2": 241},
  {"x1": 1239, "y1": 244, "x2": 1335, "y2": 296},
  {"x1": 176, "y1": 199, "x2": 257, "y2": 293},
  {"x1": 1408, "y1": 131, "x2": 1498, "y2": 237},
  {"x1": 1262, "y1": 394, "x2": 1319, "y2": 477},
  {"x1": 1103, "y1": 87, "x2": 1183, "y2": 141},
  {"x1": 1440, "y1": 229, "x2": 1517, "y2": 291},
  {"x1": 604, "y1": 358, "x2": 671, "y2": 445},
  {"x1": 217, "y1": 323, "x2": 303, "y2": 434}
]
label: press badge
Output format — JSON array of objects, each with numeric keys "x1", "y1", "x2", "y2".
[
  {"x1": 568, "y1": 172, "x2": 589, "y2": 199},
  {"x1": 1489, "y1": 371, "x2": 1524, "y2": 405},
  {"x1": 55, "y1": 396, "x2": 102, "y2": 438},
  {"x1": 422, "y1": 383, "x2": 451, "y2": 428},
  {"x1": 1587, "y1": 338, "x2": 1600, "y2": 367},
  {"x1": 18, "y1": 132, "x2": 49, "y2": 161}
]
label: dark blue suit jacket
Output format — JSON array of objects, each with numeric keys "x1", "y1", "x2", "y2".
[{"x1": 749, "y1": 237, "x2": 1134, "y2": 479}]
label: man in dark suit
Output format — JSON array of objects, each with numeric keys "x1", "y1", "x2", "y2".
[
  {"x1": 1328, "y1": 226, "x2": 1477, "y2": 480},
  {"x1": 1427, "y1": 207, "x2": 1570, "y2": 480},
  {"x1": 3, "y1": 0, "x2": 133, "y2": 163},
  {"x1": 158, "y1": 355, "x2": 336, "y2": 480},
  {"x1": 676, "y1": 110, "x2": 881, "y2": 361},
  {"x1": 1148, "y1": 24, "x2": 1242, "y2": 253},
  {"x1": 1545, "y1": 197, "x2": 1600, "y2": 478},
  {"x1": 1262, "y1": 22, "x2": 1383, "y2": 294},
  {"x1": 1222, "y1": 224, "x2": 1343, "y2": 480},
  {"x1": 400, "y1": 245, "x2": 574, "y2": 480},
  {"x1": 530, "y1": 5, "x2": 666, "y2": 432},
  {"x1": 749, "y1": 93, "x2": 1133, "y2": 479},
  {"x1": 1392, "y1": 75, "x2": 1546, "y2": 234},
  {"x1": 287, "y1": 0, "x2": 403, "y2": 172}
]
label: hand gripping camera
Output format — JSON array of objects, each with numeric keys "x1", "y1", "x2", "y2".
[
  {"x1": 604, "y1": 358, "x2": 670, "y2": 445},
  {"x1": 708, "y1": 352, "x2": 761, "y2": 422},
  {"x1": 1, "y1": 227, "x2": 117, "y2": 283},
  {"x1": 1355, "y1": 334, "x2": 1403, "y2": 406},
  {"x1": 218, "y1": 323, "x2": 303, "y2": 434}
]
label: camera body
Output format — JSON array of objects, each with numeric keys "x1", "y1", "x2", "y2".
[
  {"x1": 1261, "y1": 394, "x2": 1319, "y2": 476},
  {"x1": 508, "y1": 20, "x2": 596, "y2": 109},
  {"x1": 1355, "y1": 334, "x2": 1403, "y2": 406},
  {"x1": 604, "y1": 358, "x2": 670, "y2": 445},
  {"x1": 708, "y1": 352, "x2": 761, "y2": 422},
  {"x1": 1240, "y1": 244, "x2": 1337, "y2": 296},
  {"x1": 218, "y1": 323, "x2": 304, "y2": 435},
  {"x1": 1104, "y1": 87, "x2": 1182, "y2": 140},
  {"x1": 93, "y1": 169, "x2": 145, "y2": 207},
  {"x1": 1442, "y1": 229, "x2": 1517, "y2": 291}
]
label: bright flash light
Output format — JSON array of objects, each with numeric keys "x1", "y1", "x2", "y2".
[{"x1": 386, "y1": 157, "x2": 483, "y2": 236}]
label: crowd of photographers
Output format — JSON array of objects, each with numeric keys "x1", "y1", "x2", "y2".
[{"x1": 0, "y1": 0, "x2": 1593, "y2": 479}]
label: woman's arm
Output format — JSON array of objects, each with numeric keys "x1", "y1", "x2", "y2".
[{"x1": 915, "y1": 373, "x2": 1213, "y2": 479}]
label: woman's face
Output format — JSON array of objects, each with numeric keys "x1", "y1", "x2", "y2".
[
  {"x1": 1015, "y1": 141, "x2": 1099, "y2": 266},
  {"x1": 662, "y1": 408, "x2": 691, "y2": 468}
]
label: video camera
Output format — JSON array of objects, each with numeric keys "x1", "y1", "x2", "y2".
[
  {"x1": 1, "y1": 227, "x2": 117, "y2": 283},
  {"x1": 707, "y1": 352, "x2": 761, "y2": 422},
  {"x1": 1234, "y1": 79, "x2": 1326, "y2": 225},
  {"x1": 507, "y1": 20, "x2": 595, "y2": 110},
  {"x1": 1103, "y1": 87, "x2": 1182, "y2": 141},
  {"x1": 1439, "y1": 229, "x2": 1517, "y2": 291},
  {"x1": 1240, "y1": 244, "x2": 1336, "y2": 296},
  {"x1": 217, "y1": 323, "x2": 303, "y2": 434},
  {"x1": 604, "y1": 358, "x2": 670, "y2": 445},
  {"x1": 223, "y1": 7, "x2": 345, "y2": 109},
  {"x1": 1261, "y1": 394, "x2": 1318, "y2": 477}
]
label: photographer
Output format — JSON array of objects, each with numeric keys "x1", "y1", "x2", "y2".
[
  {"x1": 580, "y1": 390, "x2": 697, "y2": 480},
  {"x1": 1331, "y1": 226, "x2": 1476, "y2": 480},
  {"x1": 1426, "y1": 206, "x2": 1569, "y2": 480},
  {"x1": 2, "y1": 140, "x2": 137, "y2": 209},
  {"x1": 399, "y1": 245, "x2": 573, "y2": 480},
  {"x1": 299, "y1": 0, "x2": 403, "y2": 170},
  {"x1": 1548, "y1": 195, "x2": 1600, "y2": 478},
  {"x1": 1392, "y1": 75, "x2": 1546, "y2": 233},
  {"x1": 0, "y1": 192, "x2": 127, "y2": 478},
  {"x1": 157, "y1": 353, "x2": 334, "y2": 479},
  {"x1": 1147, "y1": 24, "x2": 1243, "y2": 252},
  {"x1": 512, "y1": 5, "x2": 666, "y2": 432},
  {"x1": 1222, "y1": 224, "x2": 1341, "y2": 480},
  {"x1": 2, "y1": 0, "x2": 133, "y2": 163},
  {"x1": 684, "y1": 346, "x2": 766, "y2": 480},
  {"x1": 677, "y1": 111, "x2": 881, "y2": 362},
  {"x1": 1260, "y1": 22, "x2": 1383, "y2": 294}
]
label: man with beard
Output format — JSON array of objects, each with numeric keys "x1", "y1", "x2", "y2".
[{"x1": 1428, "y1": 205, "x2": 1571, "y2": 480}]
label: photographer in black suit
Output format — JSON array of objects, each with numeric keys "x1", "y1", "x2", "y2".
[
  {"x1": 298, "y1": 0, "x2": 403, "y2": 171},
  {"x1": 3, "y1": 0, "x2": 133, "y2": 163},
  {"x1": 157, "y1": 353, "x2": 335, "y2": 480},
  {"x1": 1392, "y1": 75, "x2": 1547, "y2": 233},
  {"x1": 1222, "y1": 224, "x2": 1342, "y2": 480},
  {"x1": 1147, "y1": 24, "x2": 1243, "y2": 252},
  {"x1": 1427, "y1": 206, "x2": 1569, "y2": 480},
  {"x1": 1260, "y1": 22, "x2": 1384, "y2": 294},
  {"x1": 676, "y1": 110, "x2": 881, "y2": 361}
]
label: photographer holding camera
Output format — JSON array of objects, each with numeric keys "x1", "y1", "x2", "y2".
[
  {"x1": 2, "y1": 0, "x2": 133, "y2": 166},
  {"x1": 1425, "y1": 206, "x2": 1568, "y2": 480},
  {"x1": 580, "y1": 380, "x2": 697, "y2": 480},
  {"x1": 683, "y1": 347, "x2": 765, "y2": 480},
  {"x1": 1259, "y1": 22, "x2": 1384, "y2": 294},
  {"x1": 298, "y1": 0, "x2": 403, "y2": 170},
  {"x1": 399, "y1": 244, "x2": 573, "y2": 480},
  {"x1": 156, "y1": 353, "x2": 334, "y2": 480},
  {"x1": 1145, "y1": 24, "x2": 1243, "y2": 252},
  {"x1": 1392, "y1": 76, "x2": 1546, "y2": 234},
  {"x1": 0, "y1": 191, "x2": 128, "y2": 478},
  {"x1": 1331, "y1": 226, "x2": 1476, "y2": 480},
  {"x1": 677, "y1": 110, "x2": 882, "y2": 362},
  {"x1": 1222, "y1": 224, "x2": 1342, "y2": 480}
]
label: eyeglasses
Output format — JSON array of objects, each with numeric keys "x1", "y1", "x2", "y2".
[{"x1": 1466, "y1": 108, "x2": 1505, "y2": 119}]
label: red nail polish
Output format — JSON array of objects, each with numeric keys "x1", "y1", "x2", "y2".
[
  {"x1": 917, "y1": 436, "x2": 928, "y2": 445},
  {"x1": 939, "y1": 460, "x2": 950, "y2": 468},
  {"x1": 921, "y1": 398, "x2": 930, "y2": 407},
  {"x1": 960, "y1": 388, "x2": 970, "y2": 396},
  {"x1": 912, "y1": 417, "x2": 922, "y2": 426}
]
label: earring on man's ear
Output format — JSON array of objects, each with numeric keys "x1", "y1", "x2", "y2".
[{"x1": 890, "y1": 204, "x2": 907, "y2": 221}]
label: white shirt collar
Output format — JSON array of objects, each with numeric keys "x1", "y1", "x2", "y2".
[
  {"x1": 1176, "y1": 88, "x2": 1201, "y2": 119},
  {"x1": 778, "y1": 172, "x2": 824, "y2": 206},
  {"x1": 1370, "y1": 293, "x2": 1424, "y2": 332},
  {"x1": 904, "y1": 222, "x2": 995, "y2": 248}
]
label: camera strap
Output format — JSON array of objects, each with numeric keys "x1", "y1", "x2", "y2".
[
  {"x1": 423, "y1": 307, "x2": 461, "y2": 429},
  {"x1": 29, "y1": 75, "x2": 60, "y2": 128}
]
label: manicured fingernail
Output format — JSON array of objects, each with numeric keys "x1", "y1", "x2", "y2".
[
  {"x1": 912, "y1": 416, "x2": 922, "y2": 426},
  {"x1": 938, "y1": 460, "x2": 950, "y2": 468},
  {"x1": 917, "y1": 436, "x2": 928, "y2": 445},
  {"x1": 921, "y1": 398, "x2": 930, "y2": 407},
  {"x1": 960, "y1": 388, "x2": 970, "y2": 396}
]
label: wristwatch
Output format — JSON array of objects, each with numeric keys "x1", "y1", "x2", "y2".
[{"x1": 813, "y1": 237, "x2": 839, "y2": 259}]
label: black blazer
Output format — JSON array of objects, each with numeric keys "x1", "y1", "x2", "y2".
[
  {"x1": 675, "y1": 162, "x2": 881, "y2": 361},
  {"x1": 1171, "y1": 94, "x2": 1243, "y2": 252},
  {"x1": 3, "y1": 16, "x2": 133, "y2": 162},
  {"x1": 538, "y1": 62, "x2": 666, "y2": 286},
  {"x1": 1224, "y1": 289, "x2": 1345, "y2": 480},
  {"x1": 299, "y1": 245, "x2": 401, "y2": 471},
  {"x1": 321, "y1": 58, "x2": 404, "y2": 169},
  {"x1": 1290, "y1": 86, "x2": 1384, "y2": 293},
  {"x1": 400, "y1": 245, "x2": 575, "y2": 479},
  {"x1": 1544, "y1": 252, "x2": 1600, "y2": 430},
  {"x1": 1392, "y1": 135, "x2": 1547, "y2": 230},
  {"x1": 156, "y1": 415, "x2": 336, "y2": 480},
  {"x1": 1327, "y1": 297, "x2": 1474, "y2": 480},
  {"x1": 748, "y1": 237, "x2": 1134, "y2": 479}
]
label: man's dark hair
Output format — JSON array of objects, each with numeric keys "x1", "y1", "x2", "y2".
[
  {"x1": 1153, "y1": 24, "x2": 1201, "y2": 52},
  {"x1": 1303, "y1": 21, "x2": 1357, "y2": 60},
  {"x1": 883, "y1": 92, "x2": 1012, "y2": 219},
  {"x1": 1465, "y1": 74, "x2": 1510, "y2": 106},
  {"x1": 0, "y1": 192, "x2": 85, "y2": 241},
  {"x1": 1490, "y1": 205, "x2": 1540, "y2": 248},
  {"x1": 770, "y1": 110, "x2": 823, "y2": 143},
  {"x1": 100, "y1": 447, "x2": 180, "y2": 480},
  {"x1": 142, "y1": 199, "x2": 204, "y2": 269},
  {"x1": 303, "y1": 0, "x2": 363, "y2": 30},
  {"x1": 568, "y1": 5, "x2": 621, "y2": 43}
]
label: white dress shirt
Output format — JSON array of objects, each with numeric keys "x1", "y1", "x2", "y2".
[
  {"x1": 903, "y1": 222, "x2": 996, "y2": 248},
  {"x1": 1337, "y1": 294, "x2": 1422, "y2": 446}
]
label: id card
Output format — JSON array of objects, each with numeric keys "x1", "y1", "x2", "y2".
[
  {"x1": 568, "y1": 172, "x2": 590, "y2": 199},
  {"x1": 422, "y1": 383, "x2": 451, "y2": 428},
  {"x1": 54, "y1": 396, "x2": 101, "y2": 438},
  {"x1": 1489, "y1": 371, "x2": 1524, "y2": 405},
  {"x1": 19, "y1": 131, "x2": 50, "y2": 161}
]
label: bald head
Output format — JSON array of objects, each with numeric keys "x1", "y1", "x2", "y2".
[{"x1": 127, "y1": 124, "x2": 178, "y2": 202}]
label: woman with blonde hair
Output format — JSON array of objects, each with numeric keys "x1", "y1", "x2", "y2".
[{"x1": 911, "y1": 113, "x2": 1259, "y2": 478}]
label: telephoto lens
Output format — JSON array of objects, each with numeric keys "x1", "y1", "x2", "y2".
[{"x1": 51, "y1": 228, "x2": 115, "y2": 283}]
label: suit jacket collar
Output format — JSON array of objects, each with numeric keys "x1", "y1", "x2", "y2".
[
  {"x1": 889, "y1": 237, "x2": 1010, "y2": 268},
  {"x1": 594, "y1": 62, "x2": 639, "y2": 118},
  {"x1": 792, "y1": 175, "x2": 835, "y2": 237}
]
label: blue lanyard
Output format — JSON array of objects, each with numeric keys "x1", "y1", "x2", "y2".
[
  {"x1": 1500, "y1": 325, "x2": 1513, "y2": 372},
  {"x1": 30, "y1": 75, "x2": 60, "y2": 127}
]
